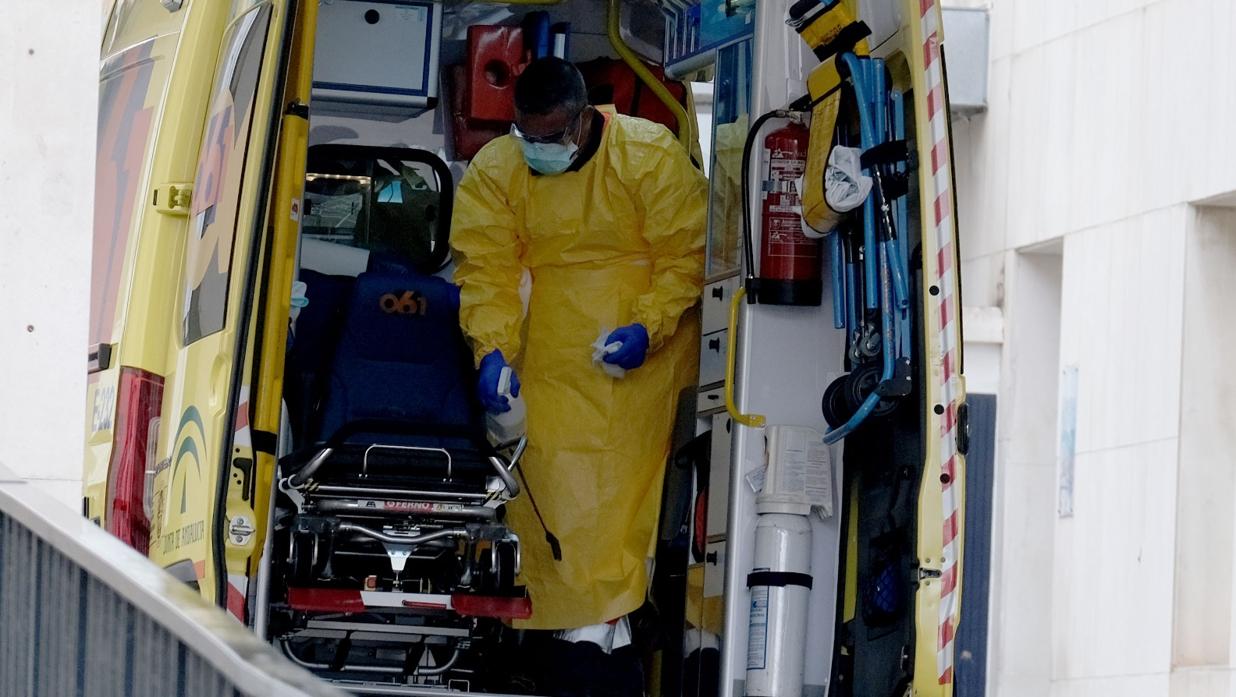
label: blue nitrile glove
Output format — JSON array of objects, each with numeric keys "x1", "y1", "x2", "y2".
[
  {"x1": 478, "y1": 350, "x2": 520, "y2": 413},
  {"x1": 603, "y1": 324, "x2": 650, "y2": 371}
]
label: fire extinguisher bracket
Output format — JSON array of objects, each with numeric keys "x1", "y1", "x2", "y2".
[{"x1": 752, "y1": 276, "x2": 824, "y2": 306}]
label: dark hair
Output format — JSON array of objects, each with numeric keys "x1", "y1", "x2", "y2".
[{"x1": 514, "y1": 57, "x2": 588, "y2": 117}]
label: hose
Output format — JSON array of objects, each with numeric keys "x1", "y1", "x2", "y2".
[{"x1": 739, "y1": 109, "x2": 796, "y2": 297}]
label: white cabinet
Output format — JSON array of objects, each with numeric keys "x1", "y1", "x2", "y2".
[{"x1": 313, "y1": 1, "x2": 442, "y2": 111}]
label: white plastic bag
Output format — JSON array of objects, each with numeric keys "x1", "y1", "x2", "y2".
[{"x1": 824, "y1": 145, "x2": 872, "y2": 214}]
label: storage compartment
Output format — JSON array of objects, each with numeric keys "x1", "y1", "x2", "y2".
[{"x1": 312, "y1": 0, "x2": 442, "y2": 111}]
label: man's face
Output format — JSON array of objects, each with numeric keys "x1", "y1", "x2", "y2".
[{"x1": 513, "y1": 105, "x2": 582, "y2": 146}]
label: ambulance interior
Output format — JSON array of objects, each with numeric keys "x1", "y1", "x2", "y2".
[{"x1": 263, "y1": 1, "x2": 935, "y2": 696}]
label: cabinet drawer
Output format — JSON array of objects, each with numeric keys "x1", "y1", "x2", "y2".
[
  {"x1": 699, "y1": 329, "x2": 728, "y2": 388},
  {"x1": 697, "y1": 386, "x2": 725, "y2": 415},
  {"x1": 702, "y1": 277, "x2": 741, "y2": 334}
]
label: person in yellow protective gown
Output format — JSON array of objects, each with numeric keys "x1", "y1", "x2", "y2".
[{"x1": 451, "y1": 57, "x2": 706, "y2": 644}]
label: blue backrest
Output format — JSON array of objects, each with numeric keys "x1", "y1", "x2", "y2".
[{"x1": 317, "y1": 270, "x2": 479, "y2": 444}]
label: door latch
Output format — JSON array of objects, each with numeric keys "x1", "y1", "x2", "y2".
[{"x1": 153, "y1": 183, "x2": 193, "y2": 216}]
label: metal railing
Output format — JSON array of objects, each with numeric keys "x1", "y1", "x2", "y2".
[{"x1": 0, "y1": 465, "x2": 348, "y2": 697}]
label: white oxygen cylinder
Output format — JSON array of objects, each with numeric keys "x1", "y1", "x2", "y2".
[
  {"x1": 746, "y1": 426, "x2": 820, "y2": 697},
  {"x1": 486, "y1": 366, "x2": 526, "y2": 443},
  {"x1": 747, "y1": 514, "x2": 812, "y2": 697}
]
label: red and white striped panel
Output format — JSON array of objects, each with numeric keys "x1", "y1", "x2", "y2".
[{"x1": 917, "y1": 0, "x2": 962, "y2": 685}]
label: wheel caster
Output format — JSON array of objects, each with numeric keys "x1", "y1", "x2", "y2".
[
  {"x1": 287, "y1": 530, "x2": 328, "y2": 583},
  {"x1": 845, "y1": 363, "x2": 899, "y2": 419},
  {"x1": 494, "y1": 540, "x2": 517, "y2": 592},
  {"x1": 481, "y1": 541, "x2": 518, "y2": 594}
]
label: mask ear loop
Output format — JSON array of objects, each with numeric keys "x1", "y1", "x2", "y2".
[{"x1": 567, "y1": 106, "x2": 590, "y2": 148}]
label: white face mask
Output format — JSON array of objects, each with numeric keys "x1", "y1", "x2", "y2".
[
  {"x1": 512, "y1": 109, "x2": 585, "y2": 175},
  {"x1": 519, "y1": 140, "x2": 579, "y2": 175}
]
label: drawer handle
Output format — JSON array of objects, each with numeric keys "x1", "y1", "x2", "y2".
[
  {"x1": 708, "y1": 337, "x2": 722, "y2": 351},
  {"x1": 711, "y1": 286, "x2": 724, "y2": 299},
  {"x1": 706, "y1": 551, "x2": 719, "y2": 564}
]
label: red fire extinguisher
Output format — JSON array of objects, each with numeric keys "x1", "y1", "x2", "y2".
[{"x1": 757, "y1": 120, "x2": 822, "y2": 306}]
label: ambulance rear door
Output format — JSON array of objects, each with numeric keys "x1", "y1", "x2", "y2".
[{"x1": 151, "y1": 0, "x2": 297, "y2": 607}]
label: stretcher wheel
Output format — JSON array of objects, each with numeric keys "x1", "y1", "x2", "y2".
[
  {"x1": 494, "y1": 541, "x2": 517, "y2": 591},
  {"x1": 480, "y1": 542, "x2": 517, "y2": 593},
  {"x1": 845, "y1": 364, "x2": 900, "y2": 419},
  {"x1": 288, "y1": 531, "x2": 319, "y2": 584}
]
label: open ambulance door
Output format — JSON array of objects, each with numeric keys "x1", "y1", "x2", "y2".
[
  {"x1": 150, "y1": 0, "x2": 301, "y2": 612},
  {"x1": 225, "y1": 0, "x2": 319, "y2": 625},
  {"x1": 713, "y1": 0, "x2": 966, "y2": 696}
]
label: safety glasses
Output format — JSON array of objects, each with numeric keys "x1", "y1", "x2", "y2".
[{"x1": 510, "y1": 109, "x2": 583, "y2": 146}]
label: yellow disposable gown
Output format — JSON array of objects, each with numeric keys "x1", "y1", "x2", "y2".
[{"x1": 451, "y1": 112, "x2": 707, "y2": 630}]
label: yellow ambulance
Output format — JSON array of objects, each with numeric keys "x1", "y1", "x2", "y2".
[{"x1": 84, "y1": 0, "x2": 968, "y2": 695}]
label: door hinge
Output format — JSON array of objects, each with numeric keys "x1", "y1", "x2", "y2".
[
  {"x1": 286, "y1": 100, "x2": 310, "y2": 120},
  {"x1": 87, "y1": 343, "x2": 114, "y2": 374},
  {"x1": 154, "y1": 183, "x2": 193, "y2": 216}
]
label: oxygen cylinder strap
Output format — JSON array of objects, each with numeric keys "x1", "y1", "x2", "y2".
[{"x1": 747, "y1": 571, "x2": 814, "y2": 589}]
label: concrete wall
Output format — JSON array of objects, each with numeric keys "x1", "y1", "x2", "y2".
[
  {"x1": 949, "y1": 0, "x2": 1236, "y2": 695},
  {"x1": 0, "y1": 1, "x2": 101, "y2": 508}
]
